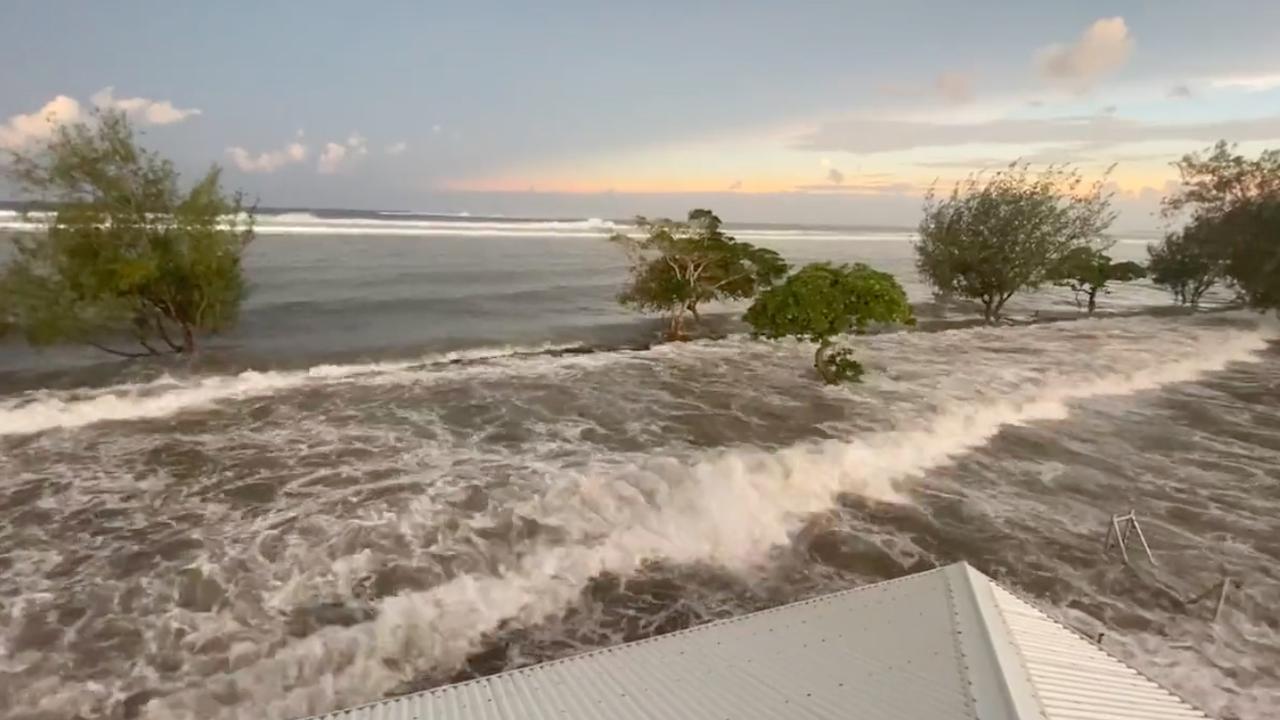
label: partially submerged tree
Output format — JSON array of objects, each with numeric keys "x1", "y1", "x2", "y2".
[
  {"x1": 1051, "y1": 246, "x2": 1147, "y2": 314},
  {"x1": 1210, "y1": 198, "x2": 1280, "y2": 308},
  {"x1": 610, "y1": 209, "x2": 787, "y2": 338},
  {"x1": 1146, "y1": 229, "x2": 1220, "y2": 306},
  {"x1": 1159, "y1": 141, "x2": 1280, "y2": 310},
  {"x1": 1, "y1": 110, "x2": 254, "y2": 357},
  {"x1": 744, "y1": 262, "x2": 914, "y2": 383},
  {"x1": 915, "y1": 163, "x2": 1116, "y2": 322}
]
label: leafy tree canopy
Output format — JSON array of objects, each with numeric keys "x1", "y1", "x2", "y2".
[
  {"x1": 744, "y1": 262, "x2": 913, "y2": 383},
  {"x1": 1147, "y1": 227, "x2": 1221, "y2": 307},
  {"x1": 1, "y1": 110, "x2": 254, "y2": 357},
  {"x1": 1158, "y1": 141, "x2": 1280, "y2": 310},
  {"x1": 610, "y1": 209, "x2": 787, "y2": 338},
  {"x1": 1051, "y1": 246, "x2": 1146, "y2": 313},
  {"x1": 915, "y1": 163, "x2": 1116, "y2": 321}
]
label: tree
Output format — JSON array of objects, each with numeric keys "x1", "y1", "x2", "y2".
[
  {"x1": 744, "y1": 262, "x2": 914, "y2": 383},
  {"x1": 915, "y1": 163, "x2": 1116, "y2": 322},
  {"x1": 1146, "y1": 230, "x2": 1220, "y2": 306},
  {"x1": 1159, "y1": 141, "x2": 1280, "y2": 310},
  {"x1": 1051, "y1": 246, "x2": 1147, "y2": 314},
  {"x1": 610, "y1": 209, "x2": 787, "y2": 338},
  {"x1": 1, "y1": 110, "x2": 254, "y2": 357},
  {"x1": 1211, "y1": 198, "x2": 1280, "y2": 308}
]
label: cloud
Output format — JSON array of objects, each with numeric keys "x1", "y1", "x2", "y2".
[
  {"x1": 796, "y1": 113, "x2": 1280, "y2": 155},
  {"x1": 1210, "y1": 73, "x2": 1280, "y2": 92},
  {"x1": 317, "y1": 132, "x2": 369, "y2": 174},
  {"x1": 90, "y1": 87, "x2": 200, "y2": 125},
  {"x1": 0, "y1": 95, "x2": 83, "y2": 149},
  {"x1": 1037, "y1": 17, "x2": 1133, "y2": 91},
  {"x1": 728, "y1": 180, "x2": 743, "y2": 190},
  {"x1": 793, "y1": 180, "x2": 917, "y2": 195},
  {"x1": 227, "y1": 141, "x2": 308, "y2": 173},
  {"x1": 316, "y1": 143, "x2": 348, "y2": 174},
  {"x1": 385, "y1": 141, "x2": 408, "y2": 156},
  {"x1": 1, "y1": 88, "x2": 200, "y2": 151},
  {"x1": 878, "y1": 72, "x2": 975, "y2": 104},
  {"x1": 1168, "y1": 84, "x2": 1193, "y2": 99},
  {"x1": 935, "y1": 72, "x2": 974, "y2": 104},
  {"x1": 826, "y1": 167, "x2": 845, "y2": 184}
]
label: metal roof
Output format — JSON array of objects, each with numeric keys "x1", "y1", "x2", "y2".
[{"x1": 304, "y1": 562, "x2": 1210, "y2": 720}]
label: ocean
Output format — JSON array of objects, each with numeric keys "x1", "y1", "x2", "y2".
[{"x1": 0, "y1": 210, "x2": 1276, "y2": 719}]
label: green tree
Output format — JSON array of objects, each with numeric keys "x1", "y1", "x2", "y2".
[
  {"x1": 610, "y1": 209, "x2": 787, "y2": 339},
  {"x1": 1160, "y1": 141, "x2": 1280, "y2": 310},
  {"x1": 915, "y1": 163, "x2": 1116, "y2": 322},
  {"x1": 1146, "y1": 229, "x2": 1220, "y2": 306},
  {"x1": 1051, "y1": 246, "x2": 1147, "y2": 314},
  {"x1": 1210, "y1": 198, "x2": 1280, "y2": 308},
  {"x1": 1, "y1": 110, "x2": 254, "y2": 357},
  {"x1": 744, "y1": 262, "x2": 914, "y2": 383}
]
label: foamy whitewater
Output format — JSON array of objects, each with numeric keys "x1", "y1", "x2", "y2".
[{"x1": 0, "y1": 213, "x2": 1274, "y2": 720}]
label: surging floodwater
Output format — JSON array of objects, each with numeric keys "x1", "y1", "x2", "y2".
[{"x1": 0, "y1": 212, "x2": 1277, "y2": 720}]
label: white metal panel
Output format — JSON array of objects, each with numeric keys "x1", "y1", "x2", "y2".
[{"x1": 985, "y1": 580, "x2": 1211, "y2": 720}]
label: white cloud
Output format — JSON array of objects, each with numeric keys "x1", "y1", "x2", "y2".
[
  {"x1": 1210, "y1": 73, "x2": 1280, "y2": 92},
  {"x1": 797, "y1": 113, "x2": 1280, "y2": 155},
  {"x1": 226, "y1": 141, "x2": 308, "y2": 173},
  {"x1": 935, "y1": 72, "x2": 974, "y2": 104},
  {"x1": 793, "y1": 179, "x2": 917, "y2": 195},
  {"x1": 317, "y1": 132, "x2": 370, "y2": 174},
  {"x1": 385, "y1": 141, "x2": 408, "y2": 156},
  {"x1": 317, "y1": 143, "x2": 348, "y2": 174},
  {"x1": 1037, "y1": 17, "x2": 1133, "y2": 91},
  {"x1": 90, "y1": 87, "x2": 201, "y2": 125},
  {"x1": 431, "y1": 124, "x2": 443, "y2": 134},
  {"x1": 0, "y1": 95, "x2": 83, "y2": 149},
  {"x1": 826, "y1": 167, "x2": 845, "y2": 184},
  {"x1": 1, "y1": 88, "x2": 200, "y2": 151},
  {"x1": 879, "y1": 72, "x2": 975, "y2": 105},
  {"x1": 1168, "y1": 84, "x2": 1193, "y2": 99}
]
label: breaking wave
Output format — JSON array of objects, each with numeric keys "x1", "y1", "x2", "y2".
[{"x1": 0, "y1": 342, "x2": 590, "y2": 436}]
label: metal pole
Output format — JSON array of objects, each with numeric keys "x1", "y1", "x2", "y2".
[
  {"x1": 1112, "y1": 516, "x2": 1131, "y2": 565},
  {"x1": 1129, "y1": 516, "x2": 1157, "y2": 565},
  {"x1": 1119, "y1": 511, "x2": 1134, "y2": 549},
  {"x1": 1214, "y1": 577, "x2": 1231, "y2": 623}
]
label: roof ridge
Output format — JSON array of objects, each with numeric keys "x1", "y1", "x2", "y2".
[{"x1": 945, "y1": 562, "x2": 1048, "y2": 719}]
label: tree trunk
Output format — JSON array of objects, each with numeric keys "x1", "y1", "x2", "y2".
[
  {"x1": 813, "y1": 339, "x2": 835, "y2": 383},
  {"x1": 1087, "y1": 289, "x2": 1098, "y2": 314},
  {"x1": 988, "y1": 294, "x2": 1010, "y2": 323},
  {"x1": 181, "y1": 323, "x2": 196, "y2": 354},
  {"x1": 666, "y1": 307, "x2": 687, "y2": 340},
  {"x1": 982, "y1": 299, "x2": 996, "y2": 323},
  {"x1": 686, "y1": 301, "x2": 702, "y2": 326}
]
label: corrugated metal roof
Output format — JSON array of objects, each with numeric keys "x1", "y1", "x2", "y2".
[
  {"x1": 302, "y1": 562, "x2": 1211, "y2": 720},
  {"x1": 982, "y1": 568, "x2": 1210, "y2": 719}
]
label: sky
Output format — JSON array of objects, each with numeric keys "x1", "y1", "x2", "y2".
[{"x1": 3, "y1": 1, "x2": 1280, "y2": 230}]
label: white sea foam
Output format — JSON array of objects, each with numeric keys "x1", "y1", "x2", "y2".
[
  {"x1": 0, "y1": 342, "x2": 588, "y2": 436},
  {"x1": 0, "y1": 210, "x2": 917, "y2": 242},
  {"x1": 143, "y1": 323, "x2": 1272, "y2": 720}
]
